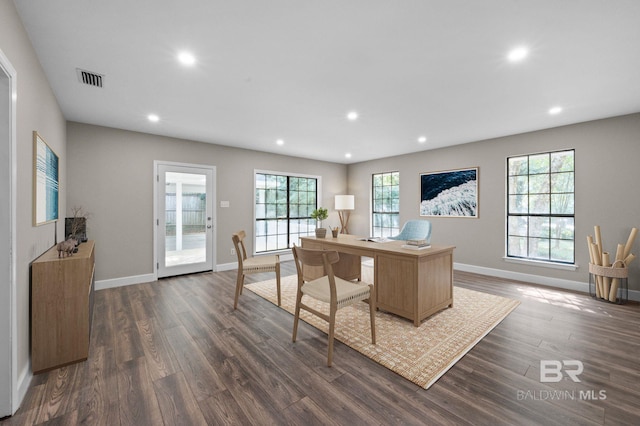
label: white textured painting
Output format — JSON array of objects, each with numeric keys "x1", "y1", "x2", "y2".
[{"x1": 420, "y1": 168, "x2": 478, "y2": 217}]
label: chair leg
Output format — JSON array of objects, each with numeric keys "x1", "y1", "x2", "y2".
[
  {"x1": 275, "y1": 264, "x2": 281, "y2": 307},
  {"x1": 292, "y1": 290, "x2": 303, "y2": 342},
  {"x1": 368, "y1": 284, "x2": 376, "y2": 344},
  {"x1": 233, "y1": 272, "x2": 244, "y2": 310},
  {"x1": 327, "y1": 312, "x2": 336, "y2": 367}
]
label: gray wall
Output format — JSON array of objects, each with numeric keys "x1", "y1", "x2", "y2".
[
  {"x1": 1, "y1": 0, "x2": 68, "y2": 396},
  {"x1": 347, "y1": 113, "x2": 640, "y2": 290},
  {"x1": 66, "y1": 122, "x2": 347, "y2": 281},
  {"x1": 69, "y1": 114, "x2": 640, "y2": 292}
]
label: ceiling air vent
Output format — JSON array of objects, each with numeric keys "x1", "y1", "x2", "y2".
[{"x1": 76, "y1": 68, "x2": 104, "y2": 88}]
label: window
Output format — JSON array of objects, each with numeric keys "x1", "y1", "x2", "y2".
[
  {"x1": 372, "y1": 171, "x2": 400, "y2": 238},
  {"x1": 255, "y1": 172, "x2": 319, "y2": 253},
  {"x1": 507, "y1": 150, "x2": 575, "y2": 264}
]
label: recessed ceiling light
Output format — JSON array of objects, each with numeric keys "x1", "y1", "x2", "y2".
[
  {"x1": 508, "y1": 47, "x2": 528, "y2": 62},
  {"x1": 147, "y1": 114, "x2": 160, "y2": 122},
  {"x1": 276, "y1": 139, "x2": 284, "y2": 146},
  {"x1": 418, "y1": 136, "x2": 427, "y2": 143},
  {"x1": 346, "y1": 111, "x2": 359, "y2": 121},
  {"x1": 345, "y1": 153, "x2": 352, "y2": 159},
  {"x1": 178, "y1": 51, "x2": 196, "y2": 66},
  {"x1": 548, "y1": 106, "x2": 563, "y2": 115}
]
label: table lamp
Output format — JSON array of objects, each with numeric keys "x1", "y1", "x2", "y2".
[{"x1": 335, "y1": 195, "x2": 355, "y2": 234}]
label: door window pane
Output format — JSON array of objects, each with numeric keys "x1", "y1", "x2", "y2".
[{"x1": 164, "y1": 172, "x2": 207, "y2": 267}]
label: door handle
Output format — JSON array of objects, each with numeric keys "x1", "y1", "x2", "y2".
[{"x1": 207, "y1": 225, "x2": 212, "y2": 229}]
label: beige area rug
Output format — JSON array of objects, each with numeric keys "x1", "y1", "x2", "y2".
[{"x1": 245, "y1": 269, "x2": 520, "y2": 389}]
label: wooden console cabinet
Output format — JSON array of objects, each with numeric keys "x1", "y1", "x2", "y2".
[{"x1": 31, "y1": 240, "x2": 95, "y2": 373}]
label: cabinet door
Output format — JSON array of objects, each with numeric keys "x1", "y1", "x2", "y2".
[{"x1": 375, "y1": 254, "x2": 416, "y2": 318}]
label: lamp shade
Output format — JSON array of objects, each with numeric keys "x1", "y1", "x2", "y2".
[{"x1": 335, "y1": 195, "x2": 355, "y2": 210}]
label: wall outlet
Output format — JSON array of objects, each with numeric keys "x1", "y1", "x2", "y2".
[{"x1": 230, "y1": 248, "x2": 235, "y2": 255}]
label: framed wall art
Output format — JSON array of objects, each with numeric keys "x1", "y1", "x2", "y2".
[
  {"x1": 33, "y1": 131, "x2": 59, "y2": 226},
  {"x1": 420, "y1": 167, "x2": 478, "y2": 218}
]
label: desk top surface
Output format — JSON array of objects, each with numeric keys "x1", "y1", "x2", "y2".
[{"x1": 300, "y1": 235, "x2": 454, "y2": 257}]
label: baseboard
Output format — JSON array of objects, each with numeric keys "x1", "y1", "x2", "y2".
[
  {"x1": 454, "y1": 262, "x2": 640, "y2": 302},
  {"x1": 96, "y1": 253, "x2": 295, "y2": 289},
  {"x1": 16, "y1": 362, "x2": 31, "y2": 415},
  {"x1": 93, "y1": 260, "x2": 639, "y2": 302},
  {"x1": 216, "y1": 262, "x2": 236, "y2": 272},
  {"x1": 95, "y1": 273, "x2": 156, "y2": 290}
]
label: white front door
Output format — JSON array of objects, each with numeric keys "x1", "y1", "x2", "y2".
[{"x1": 156, "y1": 162, "x2": 215, "y2": 278}]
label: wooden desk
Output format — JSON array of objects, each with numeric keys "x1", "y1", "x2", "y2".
[{"x1": 300, "y1": 235, "x2": 455, "y2": 326}]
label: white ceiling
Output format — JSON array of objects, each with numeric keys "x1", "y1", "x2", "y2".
[{"x1": 14, "y1": 0, "x2": 640, "y2": 164}]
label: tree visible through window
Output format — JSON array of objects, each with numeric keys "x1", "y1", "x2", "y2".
[
  {"x1": 255, "y1": 172, "x2": 318, "y2": 253},
  {"x1": 372, "y1": 171, "x2": 399, "y2": 238},
  {"x1": 507, "y1": 150, "x2": 575, "y2": 263}
]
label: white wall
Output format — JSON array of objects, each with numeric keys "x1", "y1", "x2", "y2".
[
  {"x1": 347, "y1": 113, "x2": 640, "y2": 291},
  {"x1": 0, "y1": 0, "x2": 68, "y2": 410}
]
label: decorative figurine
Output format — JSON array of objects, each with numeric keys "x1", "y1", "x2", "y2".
[{"x1": 57, "y1": 237, "x2": 78, "y2": 258}]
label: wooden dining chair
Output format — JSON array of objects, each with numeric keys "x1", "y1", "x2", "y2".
[
  {"x1": 232, "y1": 230, "x2": 281, "y2": 309},
  {"x1": 291, "y1": 245, "x2": 376, "y2": 366}
]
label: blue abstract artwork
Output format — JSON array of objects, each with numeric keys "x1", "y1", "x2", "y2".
[
  {"x1": 420, "y1": 168, "x2": 478, "y2": 217},
  {"x1": 34, "y1": 132, "x2": 59, "y2": 225}
]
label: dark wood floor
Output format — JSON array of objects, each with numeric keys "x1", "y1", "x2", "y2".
[{"x1": 3, "y1": 262, "x2": 640, "y2": 425}]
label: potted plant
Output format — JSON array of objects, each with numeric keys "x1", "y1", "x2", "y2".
[{"x1": 310, "y1": 207, "x2": 329, "y2": 238}]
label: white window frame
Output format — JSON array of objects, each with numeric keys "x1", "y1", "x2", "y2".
[
  {"x1": 371, "y1": 171, "x2": 400, "y2": 238},
  {"x1": 505, "y1": 149, "x2": 576, "y2": 268},
  {"x1": 254, "y1": 169, "x2": 322, "y2": 254}
]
